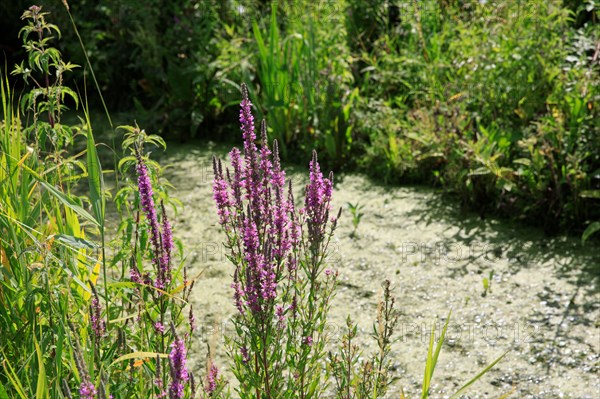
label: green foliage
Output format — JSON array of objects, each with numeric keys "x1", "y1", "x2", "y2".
[
  {"x1": 0, "y1": 9, "x2": 197, "y2": 398},
  {"x1": 346, "y1": 202, "x2": 364, "y2": 238},
  {"x1": 11, "y1": 5, "x2": 79, "y2": 151},
  {"x1": 230, "y1": 0, "x2": 356, "y2": 166},
  {"x1": 354, "y1": 0, "x2": 600, "y2": 232},
  {"x1": 51, "y1": 0, "x2": 222, "y2": 136},
  {"x1": 4, "y1": 0, "x2": 594, "y2": 234}
]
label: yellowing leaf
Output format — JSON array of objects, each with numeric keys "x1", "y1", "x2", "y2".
[
  {"x1": 84, "y1": 257, "x2": 102, "y2": 301},
  {"x1": 0, "y1": 247, "x2": 8, "y2": 268},
  {"x1": 133, "y1": 358, "x2": 149, "y2": 368}
]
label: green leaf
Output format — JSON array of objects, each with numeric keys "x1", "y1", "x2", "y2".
[
  {"x1": 0, "y1": 383, "x2": 7, "y2": 399},
  {"x1": 34, "y1": 340, "x2": 49, "y2": 399},
  {"x1": 580, "y1": 190, "x2": 600, "y2": 199},
  {"x1": 582, "y1": 221, "x2": 600, "y2": 244},
  {"x1": 55, "y1": 233, "x2": 98, "y2": 250},
  {"x1": 449, "y1": 350, "x2": 509, "y2": 398},
  {"x1": 85, "y1": 120, "x2": 105, "y2": 226},
  {"x1": 40, "y1": 182, "x2": 99, "y2": 227}
]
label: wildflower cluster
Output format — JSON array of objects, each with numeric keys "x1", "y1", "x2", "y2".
[{"x1": 213, "y1": 83, "x2": 340, "y2": 397}]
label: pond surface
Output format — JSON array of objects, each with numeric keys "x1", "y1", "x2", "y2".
[{"x1": 157, "y1": 141, "x2": 599, "y2": 399}]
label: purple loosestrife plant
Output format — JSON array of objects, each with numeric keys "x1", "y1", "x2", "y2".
[
  {"x1": 135, "y1": 151, "x2": 173, "y2": 290},
  {"x1": 116, "y1": 125, "x2": 200, "y2": 399},
  {"x1": 212, "y1": 83, "x2": 340, "y2": 399},
  {"x1": 169, "y1": 336, "x2": 190, "y2": 399}
]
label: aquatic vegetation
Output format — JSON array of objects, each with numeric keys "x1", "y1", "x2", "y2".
[{"x1": 2, "y1": 2, "x2": 597, "y2": 398}]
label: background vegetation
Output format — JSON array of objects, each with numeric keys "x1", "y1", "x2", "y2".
[
  {"x1": 0, "y1": 1, "x2": 598, "y2": 398},
  {"x1": 2, "y1": 0, "x2": 598, "y2": 232}
]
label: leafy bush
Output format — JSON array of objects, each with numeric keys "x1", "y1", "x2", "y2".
[{"x1": 353, "y1": 0, "x2": 600, "y2": 232}]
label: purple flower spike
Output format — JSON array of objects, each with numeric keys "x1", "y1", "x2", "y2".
[
  {"x1": 304, "y1": 151, "x2": 333, "y2": 250},
  {"x1": 79, "y1": 381, "x2": 96, "y2": 399},
  {"x1": 135, "y1": 153, "x2": 174, "y2": 291},
  {"x1": 240, "y1": 346, "x2": 250, "y2": 364},
  {"x1": 240, "y1": 83, "x2": 256, "y2": 150},
  {"x1": 90, "y1": 294, "x2": 105, "y2": 338},
  {"x1": 212, "y1": 82, "x2": 335, "y2": 322},
  {"x1": 169, "y1": 338, "x2": 189, "y2": 399},
  {"x1": 205, "y1": 363, "x2": 219, "y2": 395},
  {"x1": 212, "y1": 157, "x2": 231, "y2": 225},
  {"x1": 136, "y1": 154, "x2": 161, "y2": 258},
  {"x1": 161, "y1": 203, "x2": 174, "y2": 286}
]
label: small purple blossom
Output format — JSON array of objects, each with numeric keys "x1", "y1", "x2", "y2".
[
  {"x1": 130, "y1": 264, "x2": 142, "y2": 283},
  {"x1": 154, "y1": 322, "x2": 165, "y2": 335},
  {"x1": 169, "y1": 338, "x2": 189, "y2": 399},
  {"x1": 303, "y1": 336, "x2": 313, "y2": 347},
  {"x1": 275, "y1": 304, "x2": 286, "y2": 328},
  {"x1": 240, "y1": 346, "x2": 250, "y2": 364},
  {"x1": 79, "y1": 380, "x2": 96, "y2": 399}
]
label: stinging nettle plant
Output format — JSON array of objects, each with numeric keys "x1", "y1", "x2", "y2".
[{"x1": 12, "y1": 5, "x2": 80, "y2": 151}]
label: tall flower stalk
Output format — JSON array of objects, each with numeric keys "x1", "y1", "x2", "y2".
[
  {"x1": 212, "y1": 83, "x2": 340, "y2": 398},
  {"x1": 117, "y1": 125, "x2": 198, "y2": 398}
]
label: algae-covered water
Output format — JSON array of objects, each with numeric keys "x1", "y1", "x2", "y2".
[{"x1": 156, "y1": 141, "x2": 599, "y2": 399}]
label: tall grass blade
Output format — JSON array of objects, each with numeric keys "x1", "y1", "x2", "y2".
[
  {"x1": 0, "y1": 352, "x2": 28, "y2": 399},
  {"x1": 34, "y1": 339, "x2": 49, "y2": 399},
  {"x1": 449, "y1": 350, "x2": 510, "y2": 398},
  {"x1": 421, "y1": 311, "x2": 451, "y2": 399},
  {"x1": 85, "y1": 117, "x2": 104, "y2": 226},
  {"x1": 39, "y1": 182, "x2": 99, "y2": 227}
]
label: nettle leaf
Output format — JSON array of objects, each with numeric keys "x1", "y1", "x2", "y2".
[{"x1": 59, "y1": 86, "x2": 79, "y2": 109}]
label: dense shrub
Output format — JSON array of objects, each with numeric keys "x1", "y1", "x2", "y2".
[{"x1": 353, "y1": 0, "x2": 599, "y2": 232}]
